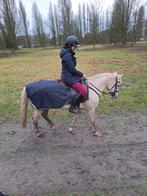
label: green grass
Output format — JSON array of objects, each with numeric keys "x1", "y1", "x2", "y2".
[
  {"x1": 0, "y1": 44, "x2": 147, "y2": 121},
  {"x1": 136, "y1": 185, "x2": 147, "y2": 195}
]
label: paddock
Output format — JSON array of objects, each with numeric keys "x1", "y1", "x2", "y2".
[
  {"x1": 0, "y1": 43, "x2": 147, "y2": 195},
  {"x1": 0, "y1": 111, "x2": 147, "y2": 195}
]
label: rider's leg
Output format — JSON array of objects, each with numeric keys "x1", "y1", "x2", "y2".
[
  {"x1": 69, "y1": 94, "x2": 83, "y2": 113},
  {"x1": 69, "y1": 82, "x2": 87, "y2": 113}
]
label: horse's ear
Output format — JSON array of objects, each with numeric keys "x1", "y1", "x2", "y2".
[
  {"x1": 119, "y1": 74, "x2": 123, "y2": 77},
  {"x1": 114, "y1": 72, "x2": 118, "y2": 76}
]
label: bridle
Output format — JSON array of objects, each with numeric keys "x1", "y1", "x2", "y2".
[
  {"x1": 86, "y1": 76, "x2": 120, "y2": 98},
  {"x1": 108, "y1": 76, "x2": 120, "y2": 98}
]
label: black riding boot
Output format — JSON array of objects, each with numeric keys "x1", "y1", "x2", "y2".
[{"x1": 69, "y1": 94, "x2": 83, "y2": 113}]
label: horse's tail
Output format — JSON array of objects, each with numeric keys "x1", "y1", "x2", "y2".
[{"x1": 20, "y1": 86, "x2": 28, "y2": 128}]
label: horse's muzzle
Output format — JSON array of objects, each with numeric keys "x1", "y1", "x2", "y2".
[{"x1": 109, "y1": 91, "x2": 118, "y2": 99}]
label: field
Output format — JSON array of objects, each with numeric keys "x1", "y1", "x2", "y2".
[{"x1": 0, "y1": 43, "x2": 147, "y2": 195}]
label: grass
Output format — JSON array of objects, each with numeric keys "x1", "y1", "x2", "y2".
[
  {"x1": 136, "y1": 185, "x2": 147, "y2": 195},
  {"x1": 0, "y1": 43, "x2": 147, "y2": 121}
]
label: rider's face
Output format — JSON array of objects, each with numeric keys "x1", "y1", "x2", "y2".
[{"x1": 71, "y1": 45, "x2": 76, "y2": 52}]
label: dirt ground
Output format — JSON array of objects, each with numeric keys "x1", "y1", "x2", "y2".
[{"x1": 0, "y1": 111, "x2": 147, "y2": 196}]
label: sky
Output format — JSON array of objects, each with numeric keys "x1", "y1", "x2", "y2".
[
  {"x1": 15, "y1": 0, "x2": 114, "y2": 21},
  {"x1": 15, "y1": 0, "x2": 147, "y2": 29}
]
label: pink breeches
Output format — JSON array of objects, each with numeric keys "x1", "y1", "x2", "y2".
[{"x1": 71, "y1": 82, "x2": 87, "y2": 96}]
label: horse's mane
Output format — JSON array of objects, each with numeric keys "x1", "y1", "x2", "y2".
[{"x1": 88, "y1": 72, "x2": 114, "y2": 80}]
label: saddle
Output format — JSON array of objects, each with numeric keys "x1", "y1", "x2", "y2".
[{"x1": 60, "y1": 78, "x2": 89, "y2": 103}]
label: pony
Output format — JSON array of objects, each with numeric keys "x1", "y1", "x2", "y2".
[{"x1": 20, "y1": 72, "x2": 123, "y2": 137}]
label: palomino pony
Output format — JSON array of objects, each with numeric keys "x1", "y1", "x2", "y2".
[{"x1": 20, "y1": 72, "x2": 123, "y2": 137}]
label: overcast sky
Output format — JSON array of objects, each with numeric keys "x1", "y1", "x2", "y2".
[
  {"x1": 15, "y1": 0, "x2": 147, "y2": 27},
  {"x1": 15, "y1": 0, "x2": 114, "y2": 20}
]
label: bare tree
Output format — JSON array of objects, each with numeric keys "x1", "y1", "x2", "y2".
[
  {"x1": 105, "y1": 10, "x2": 112, "y2": 43},
  {"x1": 71, "y1": 14, "x2": 81, "y2": 39},
  {"x1": 32, "y1": 2, "x2": 45, "y2": 48},
  {"x1": 144, "y1": 20, "x2": 147, "y2": 40},
  {"x1": 77, "y1": 4, "x2": 83, "y2": 41},
  {"x1": 58, "y1": 0, "x2": 73, "y2": 40},
  {"x1": 19, "y1": 0, "x2": 31, "y2": 47},
  {"x1": 0, "y1": 15, "x2": 5, "y2": 48},
  {"x1": 110, "y1": 0, "x2": 136, "y2": 46},
  {"x1": 86, "y1": 4, "x2": 90, "y2": 33},
  {"x1": 89, "y1": 3, "x2": 99, "y2": 49},
  {"x1": 135, "y1": 6, "x2": 145, "y2": 40},
  {"x1": 129, "y1": 1, "x2": 145, "y2": 46},
  {"x1": 48, "y1": 2, "x2": 56, "y2": 47},
  {"x1": 0, "y1": 0, "x2": 17, "y2": 51},
  {"x1": 82, "y1": 3, "x2": 86, "y2": 36},
  {"x1": 54, "y1": 4, "x2": 62, "y2": 45}
]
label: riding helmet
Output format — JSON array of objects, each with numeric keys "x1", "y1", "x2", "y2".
[{"x1": 65, "y1": 35, "x2": 80, "y2": 47}]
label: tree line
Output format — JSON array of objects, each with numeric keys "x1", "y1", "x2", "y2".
[{"x1": 0, "y1": 0, "x2": 147, "y2": 51}]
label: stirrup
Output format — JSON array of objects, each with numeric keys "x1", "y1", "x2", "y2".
[{"x1": 69, "y1": 105, "x2": 79, "y2": 114}]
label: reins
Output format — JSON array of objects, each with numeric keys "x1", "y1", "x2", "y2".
[
  {"x1": 85, "y1": 78, "x2": 108, "y2": 98},
  {"x1": 85, "y1": 76, "x2": 119, "y2": 98}
]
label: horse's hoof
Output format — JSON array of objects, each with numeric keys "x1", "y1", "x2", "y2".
[
  {"x1": 68, "y1": 127, "x2": 75, "y2": 134},
  {"x1": 94, "y1": 132, "x2": 102, "y2": 137},
  {"x1": 36, "y1": 132, "x2": 43, "y2": 137},
  {"x1": 51, "y1": 126, "x2": 56, "y2": 131}
]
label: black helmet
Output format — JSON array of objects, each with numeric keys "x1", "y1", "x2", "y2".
[{"x1": 65, "y1": 35, "x2": 79, "y2": 47}]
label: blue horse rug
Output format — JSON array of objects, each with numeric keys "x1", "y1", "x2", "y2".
[{"x1": 26, "y1": 80, "x2": 72, "y2": 109}]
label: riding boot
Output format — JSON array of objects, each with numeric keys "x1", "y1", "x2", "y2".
[{"x1": 69, "y1": 94, "x2": 84, "y2": 113}]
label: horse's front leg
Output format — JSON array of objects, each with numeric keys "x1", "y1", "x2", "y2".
[
  {"x1": 68, "y1": 113, "x2": 79, "y2": 134},
  {"x1": 88, "y1": 109, "x2": 101, "y2": 137}
]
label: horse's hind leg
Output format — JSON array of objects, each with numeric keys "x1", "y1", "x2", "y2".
[
  {"x1": 88, "y1": 109, "x2": 101, "y2": 137},
  {"x1": 42, "y1": 110, "x2": 55, "y2": 130},
  {"x1": 32, "y1": 109, "x2": 43, "y2": 137}
]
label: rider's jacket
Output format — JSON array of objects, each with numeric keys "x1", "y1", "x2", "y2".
[{"x1": 60, "y1": 47, "x2": 83, "y2": 86}]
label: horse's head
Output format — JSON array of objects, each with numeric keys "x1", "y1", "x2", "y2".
[{"x1": 107, "y1": 72, "x2": 123, "y2": 99}]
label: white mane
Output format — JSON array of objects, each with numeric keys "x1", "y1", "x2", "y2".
[{"x1": 88, "y1": 72, "x2": 117, "y2": 80}]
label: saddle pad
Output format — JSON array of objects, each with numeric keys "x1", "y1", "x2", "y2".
[{"x1": 26, "y1": 80, "x2": 70, "y2": 109}]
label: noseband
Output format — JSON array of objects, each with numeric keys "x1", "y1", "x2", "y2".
[{"x1": 108, "y1": 76, "x2": 120, "y2": 98}]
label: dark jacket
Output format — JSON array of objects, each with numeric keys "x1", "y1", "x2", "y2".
[{"x1": 60, "y1": 47, "x2": 83, "y2": 86}]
